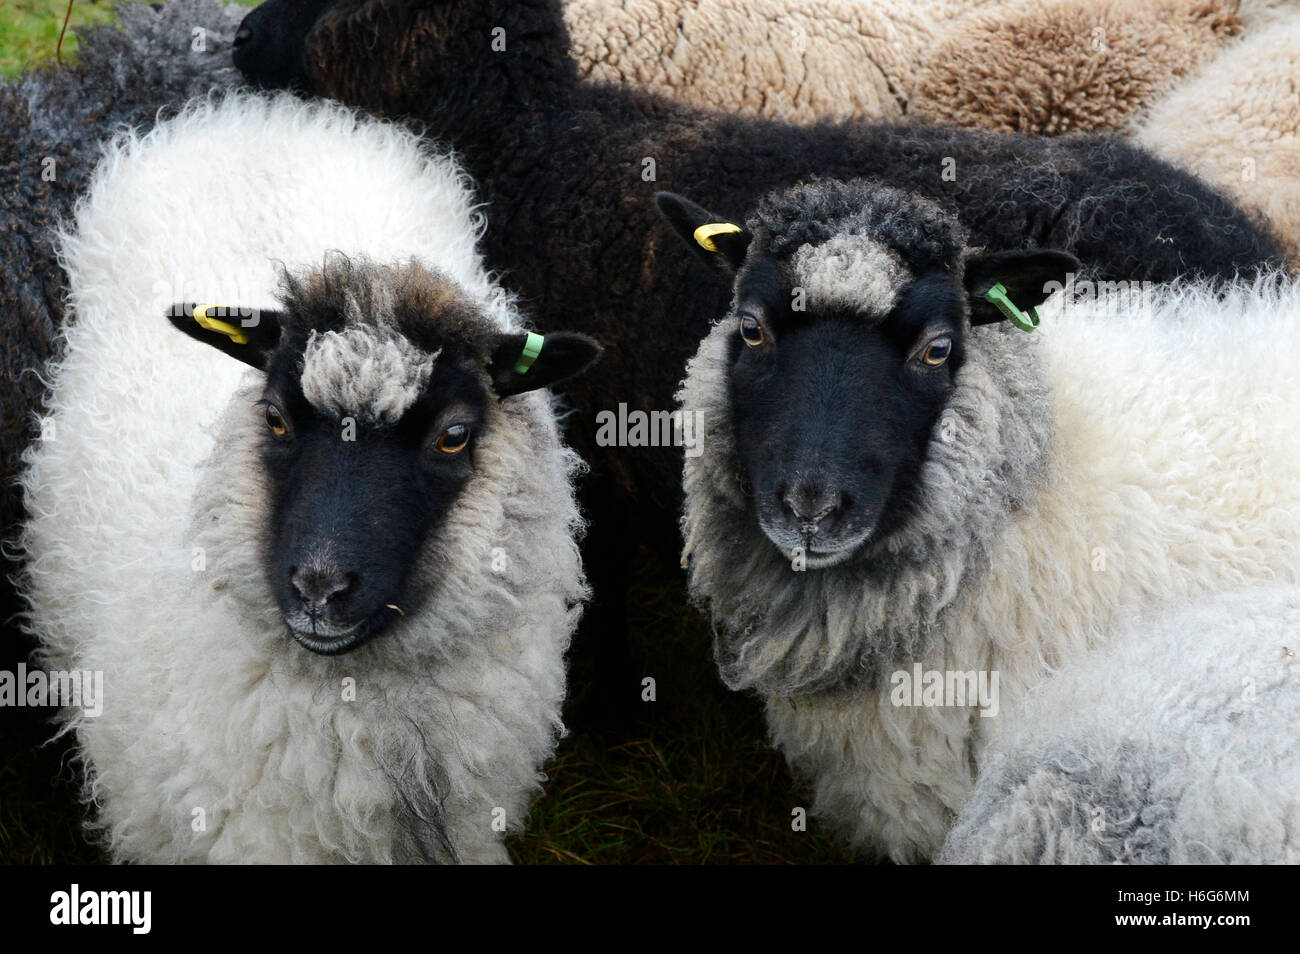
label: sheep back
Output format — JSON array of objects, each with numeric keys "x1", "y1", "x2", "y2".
[
  {"x1": 0, "y1": 0, "x2": 239, "y2": 626},
  {"x1": 1134, "y1": 8, "x2": 1300, "y2": 263},
  {"x1": 938, "y1": 585, "x2": 1300, "y2": 864},
  {"x1": 911, "y1": 0, "x2": 1242, "y2": 134}
]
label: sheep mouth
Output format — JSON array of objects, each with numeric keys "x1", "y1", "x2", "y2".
[
  {"x1": 758, "y1": 522, "x2": 877, "y2": 570},
  {"x1": 788, "y1": 539, "x2": 870, "y2": 570},
  {"x1": 285, "y1": 612, "x2": 390, "y2": 655}
]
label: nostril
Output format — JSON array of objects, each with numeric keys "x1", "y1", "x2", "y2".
[
  {"x1": 233, "y1": 24, "x2": 252, "y2": 49},
  {"x1": 290, "y1": 565, "x2": 357, "y2": 612},
  {"x1": 783, "y1": 482, "x2": 845, "y2": 527}
]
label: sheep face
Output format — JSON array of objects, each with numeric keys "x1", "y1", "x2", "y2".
[
  {"x1": 169, "y1": 259, "x2": 598, "y2": 654},
  {"x1": 659, "y1": 182, "x2": 1075, "y2": 569},
  {"x1": 231, "y1": 0, "x2": 329, "y2": 93},
  {"x1": 727, "y1": 267, "x2": 968, "y2": 568}
]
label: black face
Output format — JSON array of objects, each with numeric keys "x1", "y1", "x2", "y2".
[
  {"x1": 728, "y1": 266, "x2": 966, "y2": 568},
  {"x1": 232, "y1": 0, "x2": 329, "y2": 90},
  {"x1": 167, "y1": 276, "x2": 601, "y2": 657},
  {"x1": 259, "y1": 342, "x2": 486, "y2": 654}
]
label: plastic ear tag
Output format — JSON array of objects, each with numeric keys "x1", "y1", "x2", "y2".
[
  {"x1": 983, "y1": 283, "x2": 1040, "y2": 332},
  {"x1": 514, "y1": 331, "x2": 545, "y2": 374},
  {"x1": 193, "y1": 305, "x2": 249, "y2": 345},
  {"x1": 693, "y1": 222, "x2": 743, "y2": 253}
]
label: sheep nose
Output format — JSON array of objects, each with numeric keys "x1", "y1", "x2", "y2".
[
  {"x1": 290, "y1": 565, "x2": 356, "y2": 615},
  {"x1": 781, "y1": 482, "x2": 845, "y2": 535},
  {"x1": 233, "y1": 24, "x2": 252, "y2": 49}
]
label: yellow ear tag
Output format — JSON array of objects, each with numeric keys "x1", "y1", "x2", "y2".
[
  {"x1": 693, "y1": 222, "x2": 743, "y2": 253},
  {"x1": 193, "y1": 305, "x2": 249, "y2": 345}
]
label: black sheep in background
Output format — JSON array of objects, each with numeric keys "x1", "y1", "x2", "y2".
[{"x1": 231, "y1": 0, "x2": 1288, "y2": 726}]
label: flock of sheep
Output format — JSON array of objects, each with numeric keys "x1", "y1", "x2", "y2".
[{"x1": 3, "y1": 0, "x2": 1300, "y2": 864}]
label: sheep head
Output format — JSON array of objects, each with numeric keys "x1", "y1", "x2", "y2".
[
  {"x1": 233, "y1": 0, "x2": 575, "y2": 119},
  {"x1": 659, "y1": 181, "x2": 1074, "y2": 570},
  {"x1": 168, "y1": 257, "x2": 599, "y2": 654}
]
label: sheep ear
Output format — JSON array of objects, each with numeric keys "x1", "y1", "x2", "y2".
[
  {"x1": 964, "y1": 250, "x2": 1079, "y2": 326},
  {"x1": 166, "y1": 302, "x2": 284, "y2": 369},
  {"x1": 655, "y1": 191, "x2": 751, "y2": 276},
  {"x1": 488, "y1": 331, "x2": 602, "y2": 397}
]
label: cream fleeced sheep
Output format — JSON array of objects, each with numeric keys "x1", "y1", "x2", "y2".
[
  {"x1": 564, "y1": 0, "x2": 992, "y2": 123},
  {"x1": 679, "y1": 260, "x2": 1300, "y2": 862},
  {"x1": 939, "y1": 585, "x2": 1300, "y2": 864},
  {"x1": 1134, "y1": 7, "x2": 1300, "y2": 262},
  {"x1": 563, "y1": 0, "x2": 1243, "y2": 128},
  {"x1": 18, "y1": 93, "x2": 589, "y2": 863}
]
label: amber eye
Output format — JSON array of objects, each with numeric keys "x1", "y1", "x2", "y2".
[
  {"x1": 921, "y1": 336, "x2": 953, "y2": 367},
  {"x1": 739, "y1": 315, "x2": 765, "y2": 346},
  {"x1": 265, "y1": 404, "x2": 289, "y2": 437},
  {"x1": 436, "y1": 424, "x2": 471, "y2": 454}
]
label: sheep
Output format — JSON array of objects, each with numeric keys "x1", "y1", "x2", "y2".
[
  {"x1": 659, "y1": 177, "x2": 1300, "y2": 862},
  {"x1": 0, "y1": 0, "x2": 239, "y2": 632},
  {"x1": 232, "y1": 0, "x2": 1291, "y2": 722},
  {"x1": 567, "y1": 0, "x2": 1244, "y2": 132},
  {"x1": 563, "y1": 0, "x2": 990, "y2": 124},
  {"x1": 1134, "y1": 6, "x2": 1300, "y2": 263},
  {"x1": 16, "y1": 92, "x2": 599, "y2": 864},
  {"x1": 908, "y1": 0, "x2": 1244, "y2": 134},
  {"x1": 938, "y1": 585, "x2": 1300, "y2": 864}
]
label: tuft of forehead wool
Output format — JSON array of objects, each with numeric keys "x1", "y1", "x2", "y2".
[
  {"x1": 301, "y1": 326, "x2": 435, "y2": 425},
  {"x1": 284, "y1": 256, "x2": 496, "y2": 425},
  {"x1": 748, "y1": 178, "x2": 968, "y2": 317},
  {"x1": 791, "y1": 234, "x2": 911, "y2": 315}
]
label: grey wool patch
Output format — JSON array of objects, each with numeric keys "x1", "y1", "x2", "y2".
[
  {"x1": 791, "y1": 234, "x2": 911, "y2": 315},
  {"x1": 301, "y1": 326, "x2": 436, "y2": 425}
]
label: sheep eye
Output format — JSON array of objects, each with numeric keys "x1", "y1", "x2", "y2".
[
  {"x1": 739, "y1": 315, "x2": 765, "y2": 346},
  {"x1": 265, "y1": 404, "x2": 290, "y2": 437},
  {"x1": 921, "y1": 336, "x2": 952, "y2": 367},
  {"x1": 436, "y1": 424, "x2": 471, "y2": 454}
]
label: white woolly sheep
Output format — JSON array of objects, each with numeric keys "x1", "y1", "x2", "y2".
[
  {"x1": 0, "y1": 0, "x2": 238, "y2": 632},
  {"x1": 939, "y1": 584, "x2": 1300, "y2": 864},
  {"x1": 664, "y1": 178, "x2": 1300, "y2": 862},
  {"x1": 17, "y1": 93, "x2": 598, "y2": 864},
  {"x1": 1134, "y1": 6, "x2": 1300, "y2": 262}
]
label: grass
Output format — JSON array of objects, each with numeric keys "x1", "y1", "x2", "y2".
[
  {"x1": 0, "y1": 0, "x2": 851, "y2": 866},
  {"x1": 0, "y1": 0, "x2": 259, "y2": 79}
]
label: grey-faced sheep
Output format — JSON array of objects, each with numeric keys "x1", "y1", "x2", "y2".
[
  {"x1": 231, "y1": 0, "x2": 1290, "y2": 720},
  {"x1": 939, "y1": 584, "x2": 1300, "y2": 864},
  {"x1": 17, "y1": 93, "x2": 598, "y2": 863},
  {"x1": 660, "y1": 178, "x2": 1300, "y2": 862},
  {"x1": 1, "y1": 0, "x2": 239, "y2": 634}
]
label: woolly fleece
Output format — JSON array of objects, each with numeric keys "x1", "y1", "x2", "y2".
[
  {"x1": 910, "y1": 0, "x2": 1242, "y2": 134},
  {"x1": 18, "y1": 94, "x2": 585, "y2": 863},
  {"x1": 679, "y1": 253, "x2": 1300, "y2": 861},
  {"x1": 0, "y1": 0, "x2": 238, "y2": 623},
  {"x1": 1135, "y1": 7, "x2": 1300, "y2": 262},
  {"x1": 938, "y1": 585, "x2": 1300, "y2": 864}
]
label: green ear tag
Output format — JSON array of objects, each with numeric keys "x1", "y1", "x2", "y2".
[
  {"x1": 514, "y1": 331, "x2": 544, "y2": 374},
  {"x1": 983, "y1": 283, "x2": 1040, "y2": 332}
]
